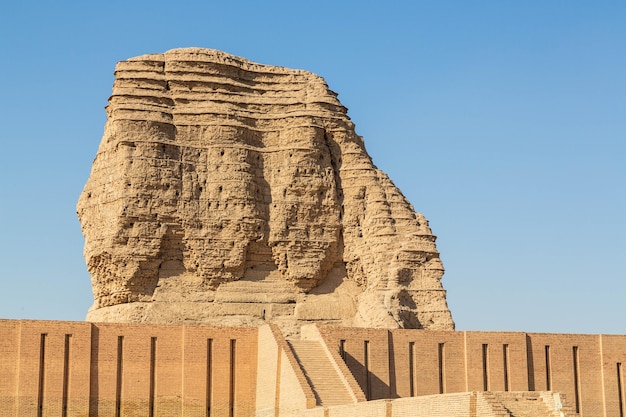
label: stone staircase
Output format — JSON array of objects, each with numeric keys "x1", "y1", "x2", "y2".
[
  {"x1": 479, "y1": 392, "x2": 512, "y2": 417},
  {"x1": 287, "y1": 339, "x2": 355, "y2": 406},
  {"x1": 481, "y1": 391, "x2": 579, "y2": 417},
  {"x1": 539, "y1": 392, "x2": 579, "y2": 417}
]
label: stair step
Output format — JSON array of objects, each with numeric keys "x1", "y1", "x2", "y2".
[
  {"x1": 481, "y1": 392, "x2": 573, "y2": 417},
  {"x1": 288, "y1": 340, "x2": 354, "y2": 407}
]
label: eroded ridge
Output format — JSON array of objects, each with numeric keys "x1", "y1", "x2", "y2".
[{"x1": 77, "y1": 48, "x2": 454, "y2": 334}]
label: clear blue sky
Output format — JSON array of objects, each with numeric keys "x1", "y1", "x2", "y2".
[{"x1": 0, "y1": 1, "x2": 624, "y2": 334}]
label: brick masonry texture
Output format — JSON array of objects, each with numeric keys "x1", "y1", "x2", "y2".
[
  {"x1": 0, "y1": 320, "x2": 257, "y2": 417},
  {"x1": 1, "y1": 319, "x2": 626, "y2": 416}
]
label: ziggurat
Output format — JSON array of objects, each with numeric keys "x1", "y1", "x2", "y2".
[{"x1": 1, "y1": 49, "x2": 623, "y2": 417}]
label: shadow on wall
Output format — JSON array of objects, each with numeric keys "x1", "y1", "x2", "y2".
[{"x1": 342, "y1": 350, "x2": 398, "y2": 401}]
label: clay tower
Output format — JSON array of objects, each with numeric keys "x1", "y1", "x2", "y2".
[{"x1": 77, "y1": 48, "x2": 454, "y2": 336}]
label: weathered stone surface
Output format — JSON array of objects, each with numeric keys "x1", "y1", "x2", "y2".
[{"x1": 77, "y1": 48, "x2": 454, "y2": 335}]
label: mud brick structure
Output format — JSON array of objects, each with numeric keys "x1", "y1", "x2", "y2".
[
  {"x1": 0, "y1": 49, "x2": 623, "y2": 417},
  {"x1": 76, "y1": 48, "x2": 454, "y2": 337},
  {"x1": 1, "y1": 320, "x2": 626, "y2": 416}
]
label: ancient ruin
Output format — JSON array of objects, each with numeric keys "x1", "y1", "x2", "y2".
[
  {"x1": 77, "y1": 48, "x2": 454, "y2": 335},
  {"x1": 0, "y1": 48, "x2": 620, "y2": 417}
]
